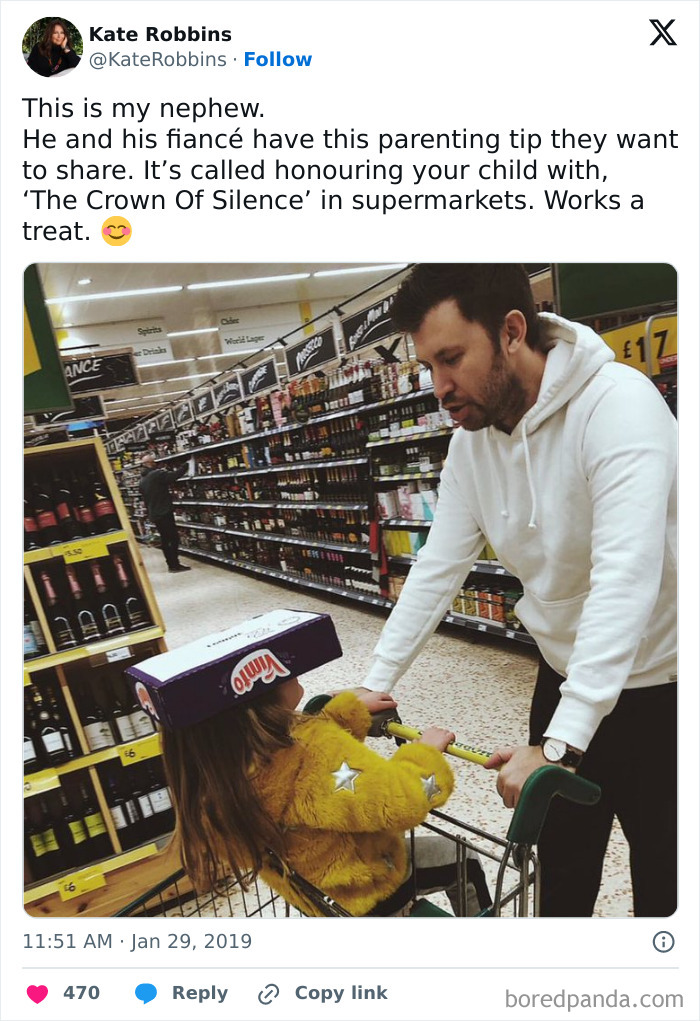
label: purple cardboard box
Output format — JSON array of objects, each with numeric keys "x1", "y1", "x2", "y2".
[{"x1": 125, "y1": 609, "x2": 342, "y2": 730}]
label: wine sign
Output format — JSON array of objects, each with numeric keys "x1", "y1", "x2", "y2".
[
  {"x1": 240, "y1": 357, "x2": 279, "y2": 399},
  {"x1": 192, "y1": 389, "x2": 216, "y2": 419},
  {"x1": 34, "y1": 394, "x2": 105, "y2": 426},
  {"x1": 213, "y1": 375, "x2": 242, "y2": 411},
  {"x1": 285, "y1": 328, "x2": 337, "y2": 379},
  {"x1": 341, "y1": 296, "x2": 396, "y2": 354},
  {"x1": 62, "y1": 350, "x2": 139, "y2": 396}
]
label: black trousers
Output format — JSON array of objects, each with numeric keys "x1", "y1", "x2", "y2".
[
  {"x1": 529, "y1": 657, "x2": 677, "y2": 917},
  {"x1": 153, "y1": 512, "x2": 181, "y2": 569}
]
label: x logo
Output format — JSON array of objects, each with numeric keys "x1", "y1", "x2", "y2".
[{"x1": 650, "y1": 18, "x2": 676, "y2": 45}]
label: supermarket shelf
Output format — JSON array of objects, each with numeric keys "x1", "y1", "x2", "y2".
[
  {"x1": 443, "y1": 611, "x2": 535, "y2": 646},
  {"x1": 155, "y1": 389, "x2": 437, "y2": 462},
  {"x1": 23, "y1": 625, "x2": 165, "y2": 674},
  {"x1": 174, "y1": 499, "x2": 368, "y2": 511},
  {"x1": 374, "y1": 472, "x2": 441, "y2": 482},
  {"x1": 387, "y1": 553, "x2": 518, "y2": 581},
  {"x1": 24, "y1": 733, "x2": 162, "y2": 799},
  {"x1": 180, "y1": 547, "x2": 533, "y2": 648},
  {"x1": 180, "y1": 546, "x2": 391, "y2": 608},
  {"x1": 381, "y1": 518, "x2": 433, "y2": 528},
  {"x1": 187, "y1": 456, "x2": 368, "y2": 480},
  {"x1": 177, "y1": 524, "x2": 370, "y2": 556},
  {"x1": 24, "y1": 530, "x2": 129, "y2": 565},
  {"x1": 23, "y1": 840, "x2": 163, "y2": 905},
  {"x1": 366, "y1": 427, "x2": 453, "y2": 447}
]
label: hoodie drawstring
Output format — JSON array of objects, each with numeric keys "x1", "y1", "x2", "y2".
[{"x1": 521, "y1": 419, "x2": 538, "y2": 530}]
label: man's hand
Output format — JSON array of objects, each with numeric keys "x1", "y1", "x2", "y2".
[
  {"x1": 334, "y1": 686, "x2": 398, "y2": 713},
  {"x1": 483, "y1": 744, "x2": 554, "y2": 809}
]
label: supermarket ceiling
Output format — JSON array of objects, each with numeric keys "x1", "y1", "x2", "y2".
[{"x1": 30, "y1": 262, "x2": 551, "y2": 426}]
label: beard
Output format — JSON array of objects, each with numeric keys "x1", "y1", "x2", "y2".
[{"x1": 447, "y1": 349, "x2": 529, "y2": 434}]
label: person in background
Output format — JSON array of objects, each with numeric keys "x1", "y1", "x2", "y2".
[
  {"x1": 161, "y1": 674, "x2": 489, "y2": 916},
  {"x1": 26, "y1": 20, "x2": 81, "y2": 77},
  {"x1": 361, "y1": 264, "x2": 677, "y2": 917},
  {"x1": 139, "y1": 453, "x2": 193, "y2": 573}
]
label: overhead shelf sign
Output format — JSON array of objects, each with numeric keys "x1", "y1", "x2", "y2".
[
  {"x1": 285, "y1": 327, "x2": 337, "y2": 378},
  {"x1": 62, "y1": 350, "x2": 139, "y2": 395},
  {"x1": 341, "y1": 296, "x2": 396, "y2": 354}
]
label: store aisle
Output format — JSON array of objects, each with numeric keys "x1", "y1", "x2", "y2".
[{"x1": 141, "y1": 545, "x2": 633, "y2": 917}]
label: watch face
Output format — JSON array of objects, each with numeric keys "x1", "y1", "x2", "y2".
[{"x1": 543, "y1": 738, "x2": 567, "y2": 762}]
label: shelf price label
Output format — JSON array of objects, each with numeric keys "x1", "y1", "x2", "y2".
[
  {"x1": 24, "y1": 771, "x2": 61, "y2": 797},
  {"x1": 117, "y1": 733, "x2": 161, "y2": 766},
  {"x1": 62, "y1": 538, "x2": 110, "y2": 563},
  {"x1": 58, "y1": 869, "x2": 106, "y2": 902}
]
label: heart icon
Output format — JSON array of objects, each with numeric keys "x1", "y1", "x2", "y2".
[{"x1": 27, "y1": 986, "x2": 48, "y2": 1004}]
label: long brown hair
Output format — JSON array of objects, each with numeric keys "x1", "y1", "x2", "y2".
[
  {"x1": 39, "y1": 21, "x2": 72, "y2": 59},
  {"x1": 161, "y1": 690, "x2": 297, "y2": 892}
]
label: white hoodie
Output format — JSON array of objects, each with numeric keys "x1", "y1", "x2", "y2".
[{"x1": 364, "y1": 313, "x2": 677, "y2": 751}]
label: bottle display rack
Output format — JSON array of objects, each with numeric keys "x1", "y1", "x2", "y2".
[
  {"x1": 23, "y1": 437, "x2": 176, "y2": 916},
  {"x1": 115, "y1": 358, "x2": 534, "y2": 649}
]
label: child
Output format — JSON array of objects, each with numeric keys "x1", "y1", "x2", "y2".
[{"x1": 161, "y1": 674, "x2": 465, "y2": 916}]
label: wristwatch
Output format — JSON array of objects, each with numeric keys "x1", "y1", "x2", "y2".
[{"x1": 540, "y1": 737, "x2": 584, "y2": 768}]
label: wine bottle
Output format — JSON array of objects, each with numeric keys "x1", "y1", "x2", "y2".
[
  {"x1": 51, "y1": 470, "x2": 83, "y2": 542},
  {"x1": 43, "y1": 681, "x2": 76, "y2": 761},
  {"x1": 24, "y1": 602, "x2": 43, "y2": 660},
  {"x1": 145, "y1": 763, "x2": 175, "y2": 836},
  {"x1": 80, "y1": 684, "x2": 116, "y2": 752},
  {"x1": 104, "y1": 772, "x2": 142, "y2": 850},
  {"x1": 110, "y1": 554, "x2": 150, "y2": 630},
  {"x1": 108, "y1": 678, "x2": 136, "y2": 743},
  {"x1": 88, "y1": 560, "x2": 126, "y2": 636},
  {"x1": 125, "y1": 684, "x2": 156, "y2": 739},
  {"x1": 38, "y1": 569, "x2": 78, "y2": 650},
  {"x1": 131, "y1": 768, "x2": 156, "y2": 842},
  {"x1": 31, "y1": 685, "x2": 70, "y2": 766},
  {"x1": 23, "y1": 691, "x2": 41, "y2": 773},
  {"x1": 88, "y1": 471, "x2": 120, "y2": 533},
  {"x1": 70, "y1": 471, "x2": 98, "y2": 536},
  {"x1": 30, "y1": 479, "x2": 63, "y2": 546},
  {"x1": 64, "y1": 563, "x2": 102, "y2": 643},
  {"x1": 34, "y1": 797, "x2": 65, "y2": 878},
  {"x1": 56, "y1": 787, "x2": 89, "y2": 867},
  {"x1": 77, "y1": 780, "x2": 112, "y2": 862},
  {"x1": 24, "y1": 495, "x2": 42, "y2": 551}
]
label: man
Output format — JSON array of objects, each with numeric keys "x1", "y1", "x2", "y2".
[
  {"x1": 362, "y1": 264, "x2": 677, "y2": 916},
  {"x1": 139, "y1": 453, "x2": 192, "y2": 573}
]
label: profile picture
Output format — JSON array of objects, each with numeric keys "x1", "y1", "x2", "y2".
[{"x1": 23, "y1": 17, "x2": 82, "y2": 78}]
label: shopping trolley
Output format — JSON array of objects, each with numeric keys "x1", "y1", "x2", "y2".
[{"x1": 114, "y1": 698, "x2": 600, "y2": 920}]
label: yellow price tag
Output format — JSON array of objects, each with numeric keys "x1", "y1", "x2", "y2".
[
  {"x1": 117, "y1": 733, "x2": 161, "y2": 766},
  {"x1": 602, "y1": 314, "x2": 677, "y2": 377},
  {"x1": 62, "y1": 538, "x2": 110, "y2": 563},
  {"x1": 58, "y1": 869, "x2": 106, "y2": 902},
  {"x1": 24, "y1": 771, "x2": 61, "y2": 797}
]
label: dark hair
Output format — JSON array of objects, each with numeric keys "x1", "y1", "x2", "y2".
[
  {"x1": 39, "y1": 20, "x2": 72, "y2": 59},
  {"x1": 392, "y1": 264, "x2": 543, "y2": 351},
  {"x1": 161, "y1": 689, "x2": 297, "y2": 892}
]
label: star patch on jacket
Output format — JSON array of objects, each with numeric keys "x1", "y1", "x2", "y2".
[
  {"x1": 332, "y1": 761, "x2": 362, "y2": 792},
  {"x1": 421, "y1": 774, "x2": 441, "y2": 801}
]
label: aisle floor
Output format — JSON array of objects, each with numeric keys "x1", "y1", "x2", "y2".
[{"x1": 142, "y1": 544, "x2": 633, "y2": 918}]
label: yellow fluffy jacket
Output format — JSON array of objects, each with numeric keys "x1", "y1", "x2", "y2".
[{"x1": 254, "y1": 692, "x2": 454, "y2": 916}]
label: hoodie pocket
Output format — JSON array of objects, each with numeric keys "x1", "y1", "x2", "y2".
[{"x1": 515, "y1": 590, "x2": 589, "y2": 675}]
